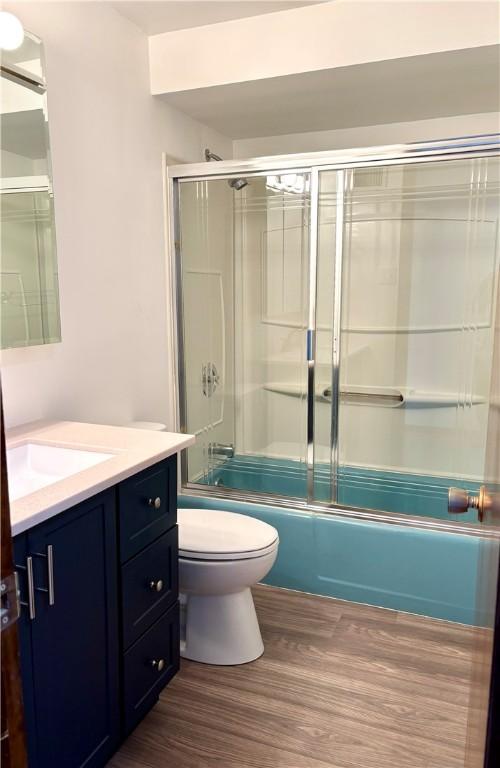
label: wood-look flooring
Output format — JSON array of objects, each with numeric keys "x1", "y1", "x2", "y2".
[{"x1": 109, "y1": 585, "x2": 479, "y2": 768}]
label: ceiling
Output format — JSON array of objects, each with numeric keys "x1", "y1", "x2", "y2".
[
  {"x1": 112, "y1": 1, "x2": 323, "y2": 35},
  {"x1": 160, "y1": 46, "x2": 500, "y2": 139}
]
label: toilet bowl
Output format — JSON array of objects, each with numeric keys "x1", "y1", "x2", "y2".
[{"x1": 178, "y1": 508, "x2": 279, "y2": 665}]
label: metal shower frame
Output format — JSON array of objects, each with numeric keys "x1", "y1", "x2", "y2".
[{"x1": 165, "y1": 133, "x2": 500, "y2": 536}]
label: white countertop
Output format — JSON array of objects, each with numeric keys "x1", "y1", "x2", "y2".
[{"x1": 7, "y1": 421, "x2": 195, "y2": 536}]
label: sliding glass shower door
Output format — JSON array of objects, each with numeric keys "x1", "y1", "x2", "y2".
[
  {"x1": 175, "y1": 146, "x2": 499, "y2": 522},
  {"x1": 178, "y1": 172, "x2": 311, "y2": 499},
  {"x1": 314, "y1": 157, "x2": 500, "y2": 521}
]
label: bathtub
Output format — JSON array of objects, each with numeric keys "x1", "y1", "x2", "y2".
[{"x1": 179, "y1": 486, "x2": 484, "y2": 626}]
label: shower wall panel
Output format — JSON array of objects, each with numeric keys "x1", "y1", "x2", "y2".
[{"x1": 234, "y1": 176, "x2": 309, "y2": 464}]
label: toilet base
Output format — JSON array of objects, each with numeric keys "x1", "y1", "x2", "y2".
[{"x1": 180, "y1": 588, "x2": 264, "y2": 665}]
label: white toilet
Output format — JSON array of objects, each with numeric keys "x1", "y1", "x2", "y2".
[{"x1": 178, "y1": 508, "x2": 279, "y2": 665}]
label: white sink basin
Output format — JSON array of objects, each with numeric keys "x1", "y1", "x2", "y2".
[{"x1": 7, "y1": 442, "x2": 114, "y2": 501}]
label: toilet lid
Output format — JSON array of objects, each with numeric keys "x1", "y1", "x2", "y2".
[{"x1": 178, "y1": 508, "x2": 279, "y2": 561}]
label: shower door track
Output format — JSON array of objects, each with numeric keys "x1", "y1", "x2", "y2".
[
  {"x1": 168, "y1": 135, "x2": 500, "y2": 182},
  {"x1": 168, "y1": 133, "x2": 500, "y2": 534}
]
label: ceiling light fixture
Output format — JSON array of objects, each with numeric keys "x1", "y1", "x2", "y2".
[{"x1": 0, "y1": 11, "x2": 24, "y2": 51}]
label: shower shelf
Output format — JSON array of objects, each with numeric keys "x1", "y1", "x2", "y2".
[
  {"x1": 0, "y1": 175, "x2": 50, "y2": 193},
  {"x1": 263, "y1": 383, "x2": 486, "y2": 408}
]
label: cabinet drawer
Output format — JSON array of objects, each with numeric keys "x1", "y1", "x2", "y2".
[
  {"x1": 119, "y1": 456, "x2": 177, "y2": 562},
  {"x1": 123, "y1": 603, "x2": 180, "y2": 733},
  {"x1": 122, "y1": 527, "x2": 178, "y2": 649}
]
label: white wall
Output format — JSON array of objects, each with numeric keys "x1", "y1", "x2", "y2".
[
  {"x1": 0, "y1": 1, "x2": 232, "y2": 429},
  {"x1": 233, "y1": 113, "x2": 500, "y2": 158}
]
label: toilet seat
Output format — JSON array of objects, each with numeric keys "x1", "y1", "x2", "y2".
[{"x1": 178, "y1": 508, "x2": 279, "y2": 561}]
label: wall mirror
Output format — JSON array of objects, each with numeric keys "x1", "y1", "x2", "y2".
[{"x1": 1, "y1": 30, "x2": 61, "y2": 349}]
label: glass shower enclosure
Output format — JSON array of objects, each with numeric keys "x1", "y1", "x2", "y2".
[{"x1": 169, "y1": 136, "x2": 500, "y2": 526}]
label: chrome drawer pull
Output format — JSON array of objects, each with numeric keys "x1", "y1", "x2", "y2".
[
  {"x1": 148, "y1": 497, "x2": 161, "y2": 510},
  {"x1": 151, "y1": 658, "x2": 165, "y2": 672},
  {"x1": 149, "y1": 579, "x2": 164, "y2": 593}
]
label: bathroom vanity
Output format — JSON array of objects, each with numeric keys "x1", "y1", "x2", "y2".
[{"x1": 7, "y1": 421, "x2": 194, "y2": 768}]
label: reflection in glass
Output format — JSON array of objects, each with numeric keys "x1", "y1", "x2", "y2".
[{"x1": 1, "y1": 31, "x2": 61, "y2": 348}]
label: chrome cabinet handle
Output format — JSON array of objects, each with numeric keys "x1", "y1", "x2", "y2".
[
  {"x1": 151, "y1": 658, "x2": 165, "y2": 672},
  {"x1": 32, "y1": 546, "x2": 55, "y2": 606},
  {"x1": 149, "y1": 579, "x2": 164, "y2": 593},
  {"x1": 148, "y1": 497, "x2": 161, "y2": 510},
  {"x1": 26, "y1": 556, "x2": 36, "y2": 621},
  {"x1": 15, "y1": 558, "x2": 36, "y2": 620},
  {"x1": 47, "y1": 545, "x2": 55, "y2": 606}
]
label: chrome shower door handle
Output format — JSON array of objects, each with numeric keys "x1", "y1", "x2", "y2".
[{"x1": 448, "y1": 486, "x2": 491, "y2": 522}]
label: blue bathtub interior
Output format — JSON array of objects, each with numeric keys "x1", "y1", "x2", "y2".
[
  {"x1": 179, "y1": 491, "x2": 487, "y2": 627},
  {"x1": 197, "y1": 454, "x2": 480, "y2": 523}
]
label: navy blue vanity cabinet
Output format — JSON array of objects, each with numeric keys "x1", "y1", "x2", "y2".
[
  {"x1": 13, "y1": 454, "x2": 180, "y2": 766},
  {"x1": 14, "y1": 490, "x2": 121, "y2": 768}
]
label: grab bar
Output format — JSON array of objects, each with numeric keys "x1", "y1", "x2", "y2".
[{"x1": 323, "y1": 388, "x2": 404, "y2": 405}]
